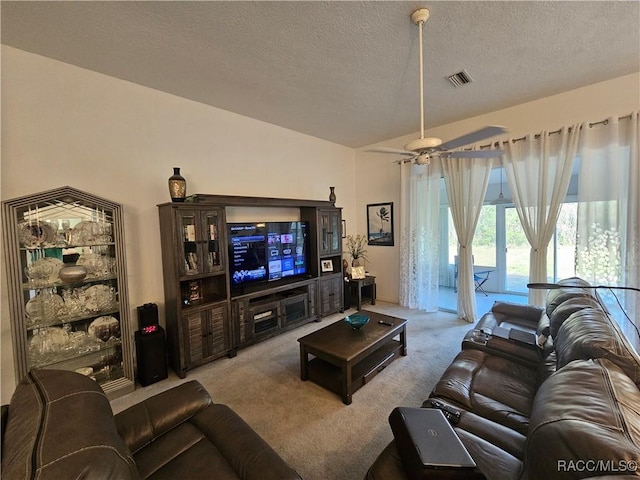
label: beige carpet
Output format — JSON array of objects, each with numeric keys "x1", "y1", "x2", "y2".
[{"x1": 110, "y1": 302, "x2": 473, "y2": 480}]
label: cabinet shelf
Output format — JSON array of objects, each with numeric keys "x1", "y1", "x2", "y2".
[
  {"x1": 178, "y1": 270, "x2": 226, "y2": 282},
  {"x1": 20, "y1": 242, "x2": 116, "y2": 251},
  {"x1": 29, "y1": 337, "x2": 121, "y2": 370},
  {"x1": 231, "y1": 278, "x2": 317, "y2": 348},
  {"x1": 22, "y1": 274, "x2": 118, "y2": 290},
  {"x1": 26, "y1": 308, "x2": 120, "y2": 331},
  {"x1": 180, "y1": 297, "x2": 228, "y2": 312}
]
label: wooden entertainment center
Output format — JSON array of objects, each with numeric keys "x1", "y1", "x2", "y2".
[{"x1": 158, "y1": 194, "x2": 343, "y2": 378}]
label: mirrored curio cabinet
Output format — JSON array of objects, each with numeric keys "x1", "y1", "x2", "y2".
[{"x1": 2, "y1": 186, "x2": 134, "y2": 398}]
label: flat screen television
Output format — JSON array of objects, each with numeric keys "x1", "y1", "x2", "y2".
[{"x1": 228, "y1": 221, "x2": 310, "y2": 288}]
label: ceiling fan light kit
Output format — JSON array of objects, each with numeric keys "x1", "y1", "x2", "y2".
[
  {"x1": 368, "y1": 7, "x2": 508, "y2": 166},
  {"x1": 415, "y1": 154, "x2": 431, "y2": 165}
]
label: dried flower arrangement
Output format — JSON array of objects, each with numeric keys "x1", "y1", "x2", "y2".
[{"x1": 345, "y1": 234, "x2": 368, "y2": 265}]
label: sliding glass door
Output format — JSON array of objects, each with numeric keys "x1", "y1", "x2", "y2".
[
  {"x1": 504, "y1": 207, "x2": 529, "y2": 293},
  {"x1": 438, "y1": 198, "x2": 577, "y2": 305},
  {"x1": 553, "y1": 202, "x2": 578, "y2": 281},
  {"x1": 503, "y1": 202, "x2": 577, "y2": 292}
]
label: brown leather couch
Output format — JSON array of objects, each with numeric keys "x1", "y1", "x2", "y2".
[
  {"x1": 1, "y1": 369, "x2": 301, "y2": 480},
  {"x1": 367, "y1": 278, "x2": 640, "y2": 479}
]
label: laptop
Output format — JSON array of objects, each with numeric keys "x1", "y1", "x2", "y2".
[{"x1": 389, "y1": 407, "x2": 476, "y2": 476}]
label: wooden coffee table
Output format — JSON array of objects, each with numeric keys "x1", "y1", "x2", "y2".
[{"x1": 298, "y1": 311, "x2": 407, "y2": 405}]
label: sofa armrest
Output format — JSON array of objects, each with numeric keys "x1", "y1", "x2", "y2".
[
  {"x1": 365, "y1": 441, "x2": 408, "y2": 480},
  {"x1": 365, "y1": 441, "x2": 486, "y2": 480},
  {"x1": 192, "y1": 403, "x2": 302, "y2": 480},
  {"x1": 115, "y1": 380, "x2": 211, "y2": 453}
]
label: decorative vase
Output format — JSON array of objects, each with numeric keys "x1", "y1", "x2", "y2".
[
  {"x1": 329, "y1": 186, "x2": 336, "y2": 205},
  {"x1": 168, "y1": 167, "x2": 187, "y2": 202},
  {"x1": 58, "y1": 265, "x2": 88, "y2": 284}
]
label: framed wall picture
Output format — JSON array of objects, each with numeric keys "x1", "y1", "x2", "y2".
[
  {"x1": 321, "y1": 259, "x2": 334, "y2": 273},
  {"x1": 367, "y1": 202, "x2": 394, "y2": 246}
]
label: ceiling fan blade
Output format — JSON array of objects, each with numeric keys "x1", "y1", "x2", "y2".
[
  {"x1": 439, "y1": 126, "x2": 508, "y2": 151},
  {"x1": 365, "y1": 147, "x2": 416, "y2": 157},
  {"x1": 447, "y1": 149, "x2": 505, "y2": 158}
]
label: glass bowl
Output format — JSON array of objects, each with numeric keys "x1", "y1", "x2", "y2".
[{"x1": 344, "y1": 314, "x2": 370, "y2": 329}]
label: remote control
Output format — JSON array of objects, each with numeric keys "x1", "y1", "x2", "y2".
[{"x1": 427, "y1": 399, "x2": 461, "y2": 425}]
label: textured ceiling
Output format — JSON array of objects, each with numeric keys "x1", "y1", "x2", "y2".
[{"x1": 2, "y1": 1, "x2": 639, "y2": 148}]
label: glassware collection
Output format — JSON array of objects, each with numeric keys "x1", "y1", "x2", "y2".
[{"x1": 18, "y1": 204, "x2": 122, "y2": 382}]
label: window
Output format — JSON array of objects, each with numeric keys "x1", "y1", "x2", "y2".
[
  {"x1": 548, "y1": 201, "x2": 577, "y2": 282},
  {"x1": 441, "y1": 200, "x2": 577, "y2": 294},
  {"x1": 473, "y1": 206, "x2": 496, "y2": 268}
]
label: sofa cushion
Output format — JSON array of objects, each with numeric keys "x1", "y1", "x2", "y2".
[
  {"x1": 555, "y1": 308, "x2": 640, "y2": 387},
  {"x1": 132, "y1": 403, "x2": 301, "y2": 480},
  {"x1": 115, "y1": 380, "x2": 212, "y2": 454},
  {"x1": 548, "y1": 296, "x2": 603, "y2": 338},
  {"x1": 475, "y1": 302, "x2": 542, "y2": 338},
  {"x1": 545, "y1": 277, "x2": 597, "y2": 319},
  {"x1": 133, "y1": 420, "x2": 240, "y2": 479},
  {"x1": 429, "y1": 349, "x2": 537, "y2": 435},
  {"x1": 525, "y1": 359, "x2": 640, "y2": 479},
  {"x1": 1, "y1": 369, "x2": 138, "y2": 480}
]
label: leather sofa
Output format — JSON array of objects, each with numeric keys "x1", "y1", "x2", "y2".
[
  {"x1": 367, "y1": 277, "x2": 640, "y2": 479},
  {"x1": 1, "y1": 369, "x2": 301, "y2": 480}
]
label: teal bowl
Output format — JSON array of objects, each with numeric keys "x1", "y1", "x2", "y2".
[{"x1": 344, "y1": 314, "x2": 370, "y2": 329}]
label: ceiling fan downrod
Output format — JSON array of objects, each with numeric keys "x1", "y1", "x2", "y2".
[
  {"x1": 365, "y1": 8, "x2": 507, "y2": 164},
  {"x1": 411, "y1": 8, "x2": 430, "y2": 141}
]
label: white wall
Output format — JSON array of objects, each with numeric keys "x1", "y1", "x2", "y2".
[
  {"x1": 355, "y1": 72, "x2": 640, "y2": 304},
  {"x1": 0, "y1": 46, "x2": 356, "y2": 403}
]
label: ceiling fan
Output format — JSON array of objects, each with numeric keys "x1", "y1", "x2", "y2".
[{"x1": 368, "y1": 8, "x2": 507, "y2": 165}]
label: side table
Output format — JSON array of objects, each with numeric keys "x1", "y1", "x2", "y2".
[{"x1": 347, "y1": 275, "x2": 376, "y2": 310}]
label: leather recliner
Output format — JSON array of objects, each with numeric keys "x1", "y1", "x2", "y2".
[
  {"x1": 366, "y1": 278, "x2": 640, "y2": 480},
  {"x1": 1, "y1": 369, "x2": 302, "y2": 480}
]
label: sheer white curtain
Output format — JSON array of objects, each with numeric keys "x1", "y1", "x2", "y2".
[
  {"x1": 576, "y1": 112, "x2": 639, "y2": 345},
  {"x1": 399, "y1": 159, "x2": 442, "y2": 311},
  {"x1": 502, "y1": 126, "x2": 580, "y2": 305},
  {"x1": 442, "y1": 157, "x2": 493, "y2": 322}
]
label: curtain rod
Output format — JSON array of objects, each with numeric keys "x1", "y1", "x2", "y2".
[{"x1": 477, "y1": 112, "x2": 635, "y2": 149}]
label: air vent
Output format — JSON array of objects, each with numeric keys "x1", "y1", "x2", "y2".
[{"x1": 447, "y1": 70, "x2": 473, "y2": 87}]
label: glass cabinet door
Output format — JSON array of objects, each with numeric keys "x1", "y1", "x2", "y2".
[
  {"x1": 319, "y1": 212, "x2": 330, "y2": 255},
  {"x1": 329, "y1": 211, "x2": 341, "y2": 254},
  {"x1": 318, "y1": 209, "x2": 341, "y2": 256},
  {"x1": 202, "y1": 210, "x2": 223, "y2": 273},
  {"x1": 2, "y1": 186, "x2": 134, "y2": 398},
  {"x1": 177, "y1": 209, "x2": 224, "y2": 276},
  {"x1": 178, "y1": 210, "x2": 201, "y2": 276}
]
